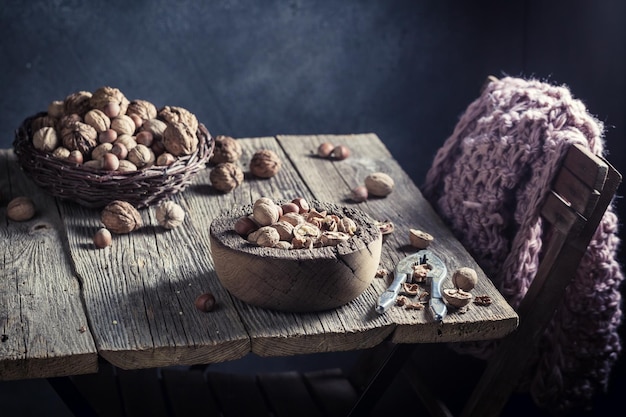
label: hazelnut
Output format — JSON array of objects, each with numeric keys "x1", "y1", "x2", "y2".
[
  {"x1": 350, "y1": 185, "x2": 368, "y2": 203},
  {"x1": 93, "y1": 228, "x2": 112, "y2": 249},
  {"x1": 102, "y1": 153, "x2": 120, "y2": 171},
  {"x1": 135, "y1": 131, "x2": 154, "y2": 147},
  {"x1": 101, "y1": 200, "x2": 142, "y2": 234},
  {"x1": 127, "y1": 144, "x2": 156, "y2": 168},
  {"x1": 317, "y1": 142, "x2": 335, "y2": 158},
  {"x1": 129, "y1": 114, "x2": 143, "y2": 130},
  {"x1": 155, "y1": 201, "x2": 185, "y2": 229},
  {"x1": 195, "y1": 292, "x2": 216, "y2": 312},
  {"x1": 103, "y1": 102, "x2": 121, "y2": 119},
  {"x1": 330, "y1": 145, "x2": 350, "y2": 160},
  {"x1": 7, "y1": 196, "x2": 36, "y2": 221},
  {"x1": 409, "y1": 229, "x2": 434, "y2": 249},
  {"x1": 210, "y1": 162, "x2": 244, "y2": 193},
  {"x1": 111, "y1": 143, "x2": 128, "y2": 160},
  {"x1": 291, "y1": 197, "x2": 310, "y2": 214},
  {"x1": 452, "y1": 267, "x2": 478, "y2": 292},
  {"x1": 249, "y1": 149, "x2": 281, "y2": 178},
  {"x1": 281, "y1": 202, "x2": 300, "y2": 215},
  {"x1": 364, "y1": 172, "x2": 394, "y2": 197},
  {"x1": 211, "y1": 135, "x2": 243, "y2": 164},
  {"x1": 156, "y1": 152, "x2": 176, "y2": 166},
  {"x1": 234, "y1": 215, "x2": 259, "y2": 236},
  {"x1": 32, "y1": 127, "x2": 59, "y2": 152},
  {"x1": 68, "y1": 150, "x2": 84, "y2": 165},
  {"x1": 99, "y1": 129, "x2": 118, "y2": 144}
]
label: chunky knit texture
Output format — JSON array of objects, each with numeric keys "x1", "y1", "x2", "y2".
[{"x1": 422, "y1": 76, "x2": 623, "y2": 414}]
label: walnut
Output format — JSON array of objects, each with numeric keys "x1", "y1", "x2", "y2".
[
  {"x1": 452, "y1": 267, "x2": 478, "y2": 292},
  {"x1": 111, "y1": 115, "x2": 136, "y2": 136},
  {"x1": 114, "y1": 134, "x2": 137, "y2": 151},
  {"x1": 163, "y1": 121, "x2": 198, "y2": 156},
  {"x1": 209, "y1": 162, "x2": 244, "y2": 193},
  {"x1": 126, "y1": 99, "x2": 157, "y2": 122},
  {"x1": 248, "y1": 226, "x2": 280, "y2": 247},
  {"x1": 60, "y1": 121, "x2": 98, "y2": 155},
  {"x1": 279, "y1": 212, "x2": 305, "y2": 226},
  {"x1": 270, "y1": 220, "x2": 294, "y2": 241},
  {"x1": 90, "y1": 86, "x2": 130, "y2": 116},
  {"x1": 117, "y1": 159, "x2": 138, "y2": 172},
  {"x1": 101, "y1": 200, "x2": 142, "y2": 234},
  {"x1": 84, "y1": 109, "x2": 111, "y2": 132},
  {"x1": 364, "y1": 172, "x2": 394, "y2": 197},
  {"x1": 158, "y1": 106, "x2": 198, "y2": 133},
  {"x1": 141, "y1": 118, "x2": 168, "y2": 140},
  {"x1": 250, "y1": 149, "x2": 281, "y2": 178},
  {"x1": 252, "y1": 202, "x2": 280, "y2": 226},
  {"x1": 52, "y1": 146, "x2": 71, "y2": 159},
  {"x1": 210, "y1": 135, "x2": 243, "y2": 164},
  {"x1": 32, "y1": 127, "x2": 59, "y2": 152},
  {"x1": 127, "y1": 144, "x2": 155, "y2": 168},
  {"x1": 155, "y1": 201, "x2": 185, "y2": 229},
  {"x1": 338, "y1": 217, "x2": 357, "y2": 235},
  {"x1": 63, "y1": 91, "x2": 92, "y2": 116},
  {"x1": 91, "y1": 143, "x2": 114, "y2": 160},
  {"x1": 7, "y1": 196, "x2": 36, "y2": 222}
]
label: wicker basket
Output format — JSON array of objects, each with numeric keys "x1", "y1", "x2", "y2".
[{"x1": 13, "y1": 112, "x2": 214, "y2": 209}]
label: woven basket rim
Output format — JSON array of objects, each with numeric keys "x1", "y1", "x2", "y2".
[{"x1": 13, "y1": 112, "x2": 214, "y2": 208}]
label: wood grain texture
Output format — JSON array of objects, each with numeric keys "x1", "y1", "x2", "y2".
[
  {"x1": 0, "y1": 150, "x2": 97, "y2": 380},
  {"x1": 276, "y1": 134, "x2": 518, "y2": 344}
]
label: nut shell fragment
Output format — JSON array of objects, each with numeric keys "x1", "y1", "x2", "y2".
[
  {"x1": 443, "y1": 288, "x2": 473, "y2": 308},
  {"x1": 409, "y1": 229, "x2": 434, "y2": 249}
]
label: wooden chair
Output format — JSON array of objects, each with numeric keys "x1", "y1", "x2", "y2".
[{"x1": 348, "y1": 141, "x2": 622, "y2": 417}]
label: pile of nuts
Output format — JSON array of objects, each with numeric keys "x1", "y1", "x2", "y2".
[
  {"x1": 234, "y1": 197, "x2": 358, "y2": 250},
  {"x1": 208, "y1": 135, "x2": 282, "y2": 193},
  {"x1": 95, "y1": 199, "x2": 185, "y2": 248},
  {"x1": 28, "y1": 86, "x2": 202, "y2": 172}
]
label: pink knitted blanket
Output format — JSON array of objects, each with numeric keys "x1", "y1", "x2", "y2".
[{"x1": 422, "y1": 76, "x2": 623, "y2": 414}]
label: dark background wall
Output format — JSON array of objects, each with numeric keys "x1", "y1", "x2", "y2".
[{"x1": 1, "y1": 0, "x2": 625, "y2": 414}]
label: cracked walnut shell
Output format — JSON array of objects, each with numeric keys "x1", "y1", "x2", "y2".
[
  {"x1": 101, "y1": 200, "x2": 143, "y2": 234},
  {"x1": 60, "y1": 121, "x2": 98, "y2": 155}
]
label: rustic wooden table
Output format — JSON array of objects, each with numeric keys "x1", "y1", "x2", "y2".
[{"x1": 0, "y1": 133, "x2": 518, "y2": 381}]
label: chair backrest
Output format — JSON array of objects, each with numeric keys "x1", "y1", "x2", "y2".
[{"x1": 460, "y1": 143, "x2": 622, "y2": 417}]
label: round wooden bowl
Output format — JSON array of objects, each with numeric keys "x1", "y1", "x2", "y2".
[{"x1": 209, "y1": 201, "x2": 382, "y2": 312}]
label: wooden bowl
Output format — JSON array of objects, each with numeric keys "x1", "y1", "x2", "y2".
[{"x1": 209, "y1": 201, "x2": 382, "y2": 312}]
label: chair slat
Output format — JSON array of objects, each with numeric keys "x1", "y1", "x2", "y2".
[
  {"x1": 540, "y1": 191, "x2": 585, "y2": 235},
  {"x1": 562, "y1": 143, "x2": 608, "y2": 191},
  {"x1": 553, "y1": 166, "x2": 600, "y2": 217}
]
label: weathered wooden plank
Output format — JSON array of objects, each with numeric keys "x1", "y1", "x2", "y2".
[
  {"x1": 277, "y1": 134, "x2": 518, "y2": 343},
  {"x1": 57, "y1": 157, "x2": 251, "y2": 369},
  {"x1": 0, "y1": 150, "x2": 97, "y2": 380}
]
